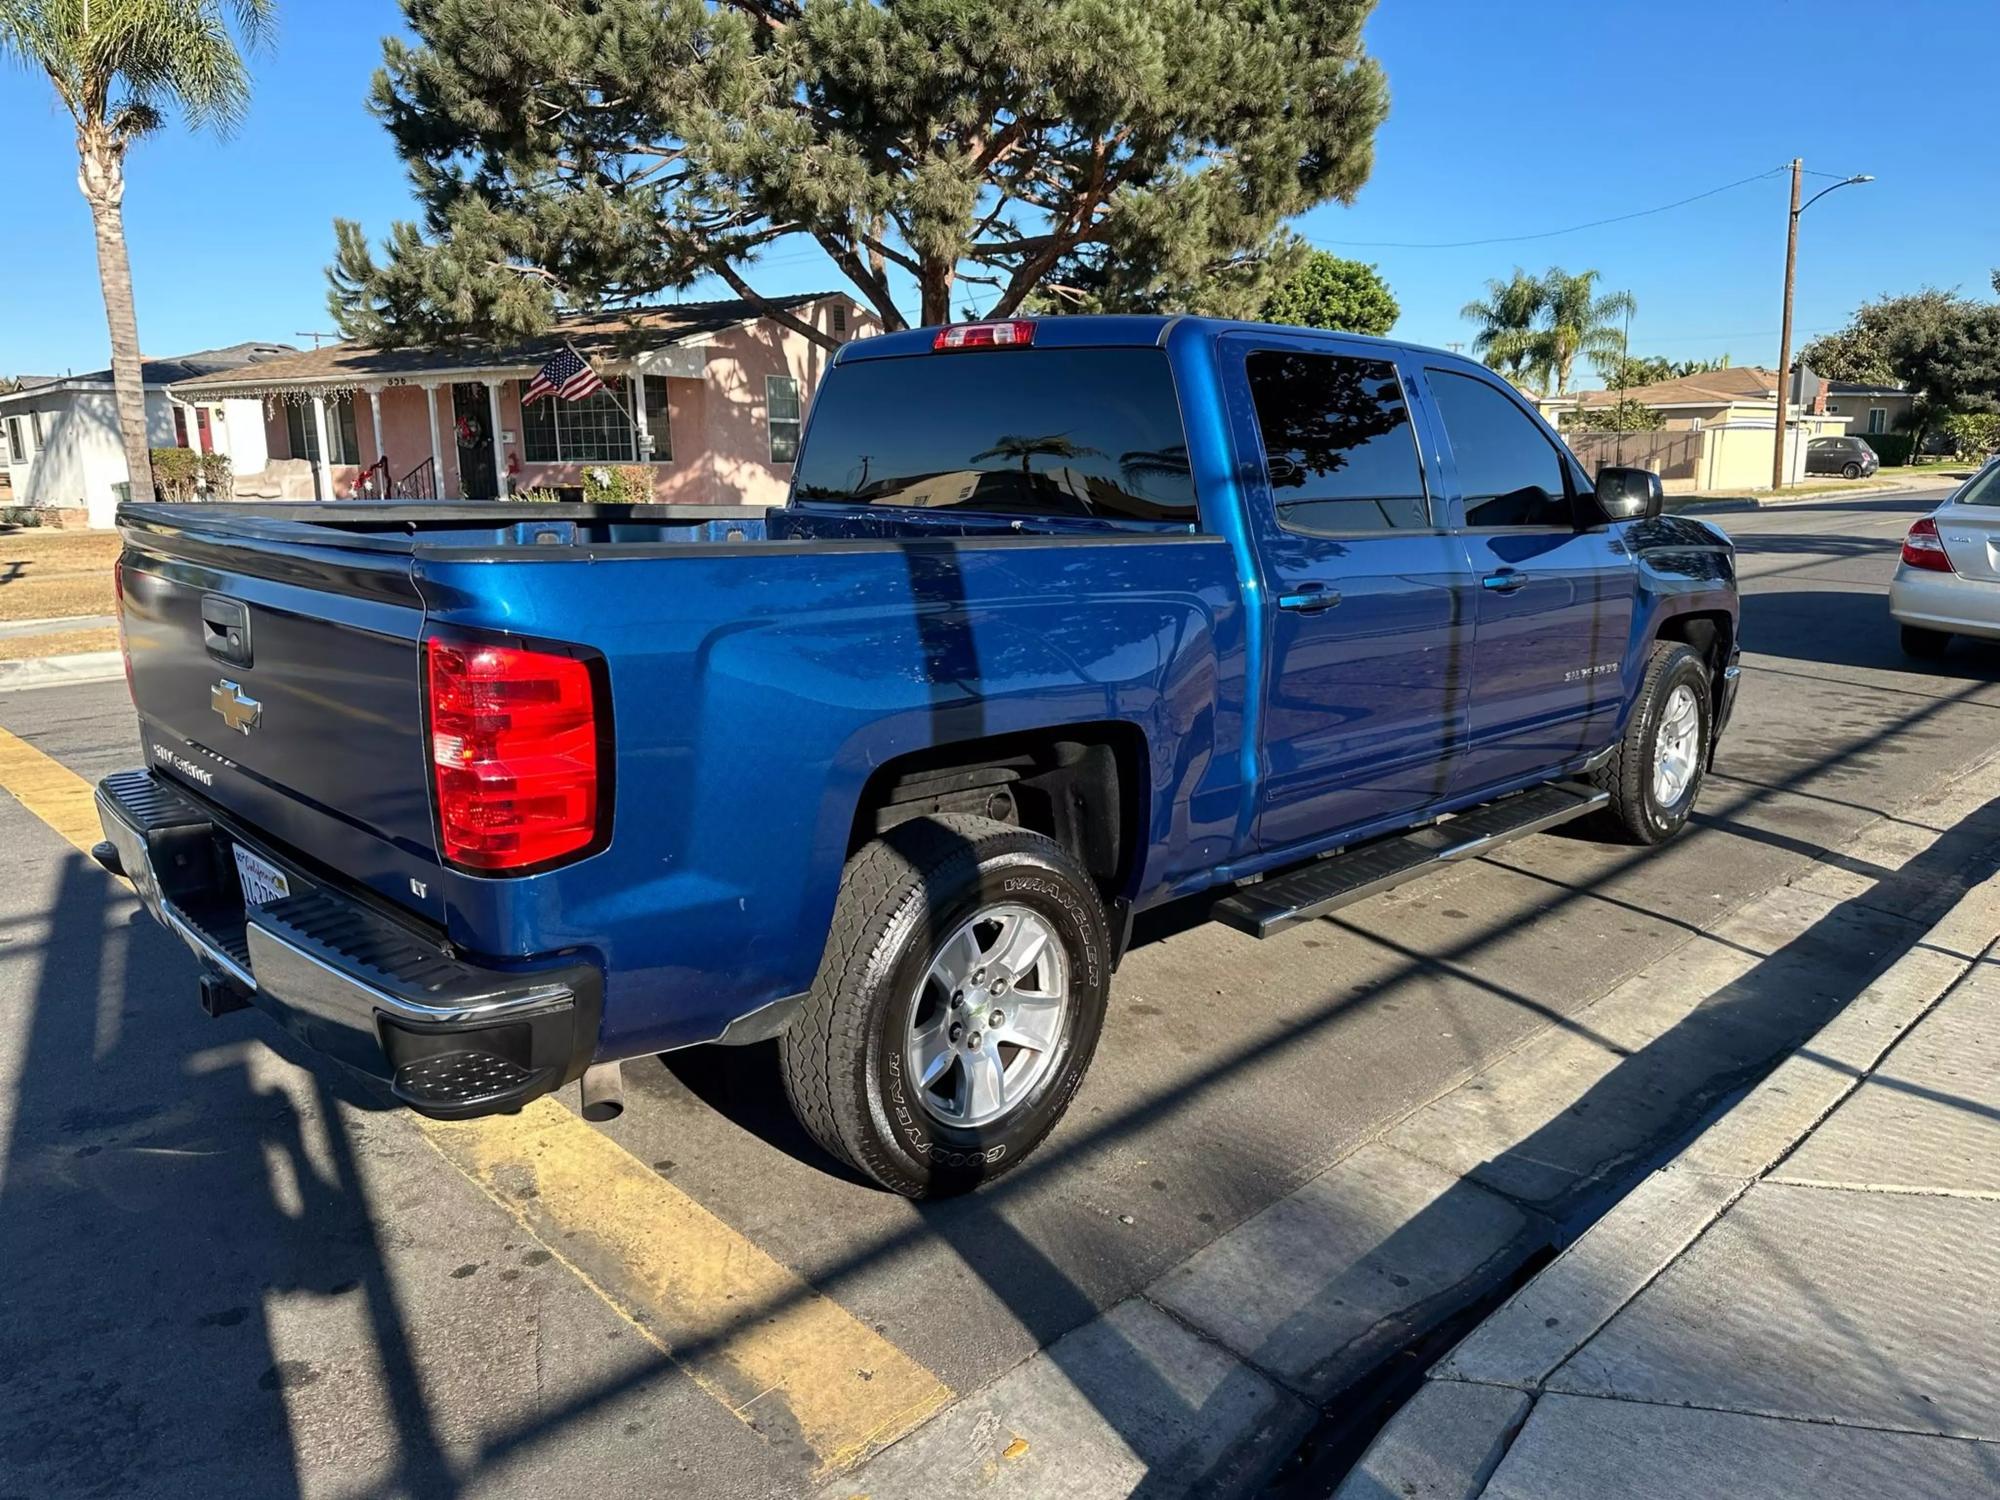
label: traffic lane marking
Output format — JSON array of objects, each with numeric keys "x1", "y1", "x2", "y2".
[
  {"x1": 420, "y1": 1100, "x2": 951, "y2": 1476},
  {"x1": 0, "y1": 723, "x2": 108, "y2": 855},
  {"x1": 0, "y1": 726, "x2": 950, "y2": 1478}
]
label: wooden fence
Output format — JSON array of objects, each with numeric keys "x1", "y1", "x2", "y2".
[{"x1": 1564, "y1": 429, "x2": 1702, "y2": 484}]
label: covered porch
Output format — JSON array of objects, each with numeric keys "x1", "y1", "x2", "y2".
[{"x1": 165, "y1": 294, "x2": 848, "y2": 508}]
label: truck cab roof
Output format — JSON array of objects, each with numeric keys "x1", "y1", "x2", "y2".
[{"x1": 836, "y1": 314, "x2": 1478, "y2": 372}]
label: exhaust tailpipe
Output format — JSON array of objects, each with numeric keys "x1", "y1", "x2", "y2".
[{"x1": 579, "y1": 1061, "x2": 624, "y2": 1123}]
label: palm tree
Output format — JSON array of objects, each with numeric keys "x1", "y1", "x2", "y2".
[
  {"x1": 1460, "y1": 269, "x2": 1545, "y2": 387},
  {"x1": 1535, "y1": 268, "x2": 1637, "y2": 396},
  {"x1": 1, "y1": 1, "x2": 275, "y2": 504}
]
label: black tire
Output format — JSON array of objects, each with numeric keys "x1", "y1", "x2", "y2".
[
  {"x1": 1901, "y1": 624, "x2": 1951, "y2": 659},
  {"x1": 1842, "y1": 461, "x2": 1862, "y2": 479},
  {"x1": 779, "y1": 814, "x2": 1111, "y2": 1197},
  {"x1": 1591, "y1": 641, "x2": 1711, "y2": 845}
]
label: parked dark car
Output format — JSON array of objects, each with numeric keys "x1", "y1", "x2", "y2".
[{"x1": 1805, "y1": 435, "x2": 1881, "y2": 479}]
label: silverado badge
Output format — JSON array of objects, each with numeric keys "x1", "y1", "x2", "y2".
[{"x1": 210, "y1": 679, "x2": 262, "y2": 736}]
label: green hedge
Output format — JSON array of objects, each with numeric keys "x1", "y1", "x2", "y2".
[{"x1": 1866, "y1": 432, "x2": 1915, "y2": 466}]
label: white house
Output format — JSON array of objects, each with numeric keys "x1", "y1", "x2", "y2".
[{"x1": 0, "y1": 343, "x2": 296, "y2": 527}]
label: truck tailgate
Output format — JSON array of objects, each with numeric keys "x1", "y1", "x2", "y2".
[{"x1": 118, "y1": 513, "x2": 446, "y2": 928}]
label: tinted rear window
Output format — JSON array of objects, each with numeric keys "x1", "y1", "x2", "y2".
[{"x1": 792, "y1": 348, "x2": 1196, "y2": 523}]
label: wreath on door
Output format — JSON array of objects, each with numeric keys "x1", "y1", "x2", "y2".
[{"x1": 455, "y1": 410, "x2": 487, "y2": 450}]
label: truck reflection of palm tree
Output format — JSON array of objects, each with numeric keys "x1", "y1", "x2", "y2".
[
  {"x1": 971, "y1": 433, "x2": 1104, "y2": 475},
  {"x1": 1118, "y1": 444, "x2": 1192, "y2": 489}
]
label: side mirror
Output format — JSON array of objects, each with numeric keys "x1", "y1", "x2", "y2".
[{"x1": 1593, "y1": 465, "x2": 1664, "y2": 522}]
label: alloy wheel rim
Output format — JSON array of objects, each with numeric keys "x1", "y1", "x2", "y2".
[
  {"x1": 905, "y1": 903, "x2": 1069, "y2": 1129},
  {"x1": 1652, "y1": 683, "x2": 1701, "y2": 807}
]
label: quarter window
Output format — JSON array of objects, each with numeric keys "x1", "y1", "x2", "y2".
[
  {"x1": 1246, "y1": 350, "x2": 1428, "y2": 533},
  {"x1": 1427, "y1": 371, "x2": 1573, "y2": 529},
  {"x1": 767, "y1": 375, "x2": 802, "y2": 464}
]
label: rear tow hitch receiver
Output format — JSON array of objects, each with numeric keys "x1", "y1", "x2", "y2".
[{"x1": 198, "y1": 972, "x2": 252, "y2": 1018}]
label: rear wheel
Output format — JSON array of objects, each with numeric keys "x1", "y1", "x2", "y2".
[
  {"x1": 780, "y1": 814, "x2": 1111, "y2": 1197},
  {"x1": 1592, "y1": 641, "x2": 1711, "y2": 845},
  {"x1": 1842, "y1": 461, "x2": 1863, "y2": 479},
  {"x1": 1901, "y1": 624, "x2": 1951, "y2": 659}
]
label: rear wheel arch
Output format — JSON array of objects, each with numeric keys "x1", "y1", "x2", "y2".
[{"x1": 846, "y1": 721, "x2": 1153, "y2": 910}]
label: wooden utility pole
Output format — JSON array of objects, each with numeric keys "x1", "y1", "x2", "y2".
[{"x1": 1772, "y1": 158, "x2": 1803, "y2": 491}]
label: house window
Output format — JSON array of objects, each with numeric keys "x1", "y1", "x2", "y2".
[
  {"x1": 831, "y1": 305, "x2": 848, "y2": 337},
  {"x1": 767, "y1": 375, "x2": 802, "y2": 463},
  {"x1": 285, "y1": 397, "x2": 360, "y2": 464},
  {"x1": 641, "y1": 375, "x2": 671, "y2": 460},
  {"x1": 520, "y1": 380, "x2": 637, "y2": 462},
  {"x1": 30, "y1": 411, "x2": 45, "y2": 447},
  {"x1": 1826, "y1": 402, "x2": 1842, "y2": 415},
  {"x1": 1867, "y1": 407, "x2": 1887, "y2": 434},
  {"x1": 4, "y1": 415, "x2": 26, "y2": 463}
]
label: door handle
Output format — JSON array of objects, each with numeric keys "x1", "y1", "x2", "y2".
[
  {"x1": 1482, "y1": 570, "x2": 1528, "y2": 594},
  {"x1": 1278, "y1": 585, "x2": 1342, "y2": 613}
]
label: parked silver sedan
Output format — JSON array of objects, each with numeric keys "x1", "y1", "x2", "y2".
[{"x1": 1890, "y1": 460, "x2": 2000, "y2": 657}]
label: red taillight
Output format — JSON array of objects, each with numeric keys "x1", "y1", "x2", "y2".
[
  {"x1": 933, "y1": 319, "x2": 1036, "y2": 350},
  {"x1": 1901, "y1": 516, "x2": 1955, "y2": 573},
  {"x1": 113, "y1": 557, "x2": 134, "y2": 702},
  {"x1": 424, "y1": 635, "x2": 604, "y2": 872}
]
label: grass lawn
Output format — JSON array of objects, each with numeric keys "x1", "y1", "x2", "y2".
[
  {"x1": 0, "y1": 626, "x2": 118, "y2": 661},
  {"x1": 0, "y1": 528, "x2": 121, "y2": 623}
]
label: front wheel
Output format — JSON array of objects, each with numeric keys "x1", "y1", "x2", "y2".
[
  {"x1": 1592, "y1": 641, "x2": 1712, "y2": 845},
  {"x1": 780, "y1": 814, "x2": 1111, "y2": 1197}
]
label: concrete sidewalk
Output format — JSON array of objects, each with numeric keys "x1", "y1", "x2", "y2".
[
  {"x1": 1337, "y1": 865, "x2": 2000, "y2": 1500},
  {"x1": 820, "y1": 747, "x2": 2000, "y2": 1500}
]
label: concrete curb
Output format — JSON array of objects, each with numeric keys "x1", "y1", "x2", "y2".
[
  {"x1": 1333, "y1": 864, "x2": 2000, "y2": 1500},
  {"x1": 825, "y1": 749, "x2": 2000, "y2": 1499},
  {"x1": 0, "y1": 613, "x2": 117, "y2": 639},
  {"x1": 0, "y1": 651, "x2": 124, "y2": 691},
  {"x1": 1674, "y1": 477, "x2": 1945, "y2": 513}
]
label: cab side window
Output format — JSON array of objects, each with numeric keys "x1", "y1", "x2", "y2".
[
  {"x1": 1246, "y1": 350, "x2": 1430, "y2": 534},
  {"x1": 1427, "y1": 370, "x2": 1573, "y2": 529}
]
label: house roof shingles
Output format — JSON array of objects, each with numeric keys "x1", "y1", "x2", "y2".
[
  {"x1": 169, "y1": 294, "x2": 836, "y2": 396},
  {"x1": 1573, "y1": 366, "x2": 1782, "y2": 408},
  {"x1": 0, "y1": 342, "x2": 298, "y2": 406}
]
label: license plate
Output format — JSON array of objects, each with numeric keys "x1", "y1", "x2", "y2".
[{"x1": 233, "y1": 845, "x2": 292, "y2": 907}]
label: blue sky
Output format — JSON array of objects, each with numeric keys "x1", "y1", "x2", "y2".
[{"x1": 3, "y1": 0, "x2": 1992, "y2": 381}]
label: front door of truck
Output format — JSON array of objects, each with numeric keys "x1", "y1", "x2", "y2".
[
  {"x1": 1417, "y1": 366, "x2": 1636, "y2": 795},
  {"x1": 1223, "y1": 333, "x2": 1477, "y2": 854}
]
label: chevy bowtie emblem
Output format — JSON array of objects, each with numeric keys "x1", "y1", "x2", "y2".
[{"x1": 210, "y1": 679, "x2": 262, "y2": 735}]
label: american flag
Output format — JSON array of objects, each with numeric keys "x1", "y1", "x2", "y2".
[{"x1": 522, "y1": 345, "x2": 605, "y2": 404}]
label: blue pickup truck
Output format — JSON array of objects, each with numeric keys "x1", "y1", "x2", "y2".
[{"x1": 95, "y1": 315, "x2": 1739, "y2": 1195}]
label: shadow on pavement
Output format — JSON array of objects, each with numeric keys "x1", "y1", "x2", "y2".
[{"x1": 3, "y1": 537, "x2": 1999, "y2": 1498}]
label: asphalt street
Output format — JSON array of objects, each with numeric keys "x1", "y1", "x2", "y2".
[{"x1": 1, "y1": 486, "x2": 1995, "y2": 1499}]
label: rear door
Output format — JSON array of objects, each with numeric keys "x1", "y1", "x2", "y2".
[
  {"x1": 1221, "y1": 332, "x2": 1476, "y2": 852},
  {"x1": 1935, "y1": 463, "x2": 2000, "y2": 582},
  {"x1": 1418, "y1": 366, "x2": 1636, "y2": 795}
]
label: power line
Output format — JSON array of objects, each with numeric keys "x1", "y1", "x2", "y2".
[{"x1": 1306, "y1": 165, "x2": 1789, "y2": 251}]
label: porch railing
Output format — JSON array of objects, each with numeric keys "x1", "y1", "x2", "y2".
[
  {"x1": 392, "y1": 457, "x2": 438, "y2": 500},
  {"x1": 356, "y1": 455, "x2": 391, "y2": 498}
]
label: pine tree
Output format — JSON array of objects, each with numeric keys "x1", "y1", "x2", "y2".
[{"x1": 328, "y1": 0, "x2": 1389, "y2": 350}]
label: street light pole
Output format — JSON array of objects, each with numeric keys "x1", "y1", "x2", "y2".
[
  {"x1": 1772, "y1": 162, "x2": 1874, "y2": 490},
  {"x1": 1772, "y1": 160, "x2": 1804, "y2": 491}
]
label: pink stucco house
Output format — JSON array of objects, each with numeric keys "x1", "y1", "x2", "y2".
[{"x1": 167, "y1": 293, "x2": 872, "y2": 505}]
